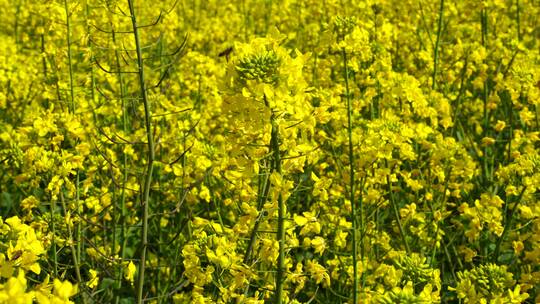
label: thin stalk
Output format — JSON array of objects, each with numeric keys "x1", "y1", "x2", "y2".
[
  {"x1": 507, "y1": 96, "x2": 514, "y2": 163},
  {"x1": 50, "y1": 200, "x2": 58, "y2": 277},
  {"x1": 428, "y1": 166, "x2": 452, "y2": 268},
  {"x1": 516, "y1": 0, "x2": 521, "y2": 41},
  {"x1": 386, "y1": 173, "x2": 411, "y2": 253},
  {"x1": 264, "y1": 0, "x2": 272, "y2": 35},
  {"x1": 342, "y1": 48, "x2": 359, "y2": 304},
  {"x1": 481, "y1": 8, "x2": 490, "y2": 185},
  {"x1": 155, "y1": 35, "x2": 166, "y2": 304},
  {"x1": 60, "y1": 192, "x2": 87, "y2": 304},
  {"x1": 112, "y1": 25, "x2": 130, "y2": 304},
  {"x1": 432, "y1": 0, "x2": 445, "y2": 90},
  {"x1": 127, "y1": 1, "x2": 155, "y2": 303},
  {"x1": 242, "y1": 0, "x2": 249, "y2": 41},
  {"x1": 443, "y1": 241, "x2": 457, "y2": 281},
  {"x1": 269, "y1": 95, "x2": 285, "y2": 304},
  {"x1": 243, "y1": 168, "x2": 272, "y2": 264},
  {"x1": 75, "y1": 171, "x2": 81, "y2": 267},
  {"x1": 450, "y1": 58, "x2": 469, "y2": 136},
  {"x1": 40, "y1": 32, "x2": 48, "y2": 79},
  {"x1": 44, "y1": 18, "x2": 56, "y2": 276},
  {"x1": 534, "y1": 105, "x2": 540, "y2": 130},
  {"x1": 14, "y1": 1, "x2": 21, "y2": 45},
  {"x1": 494, "y1": 186, "x2": 526, "y2": 261},
  {"x1": 358, "y1": 177, "x2": 367, "y2": 294},
  {"x1": 85, "y1": 14, "x2": 96, "y2": 282},
  {"x1": 64, "y1": 0, "x2": 75, "y2": 113}
]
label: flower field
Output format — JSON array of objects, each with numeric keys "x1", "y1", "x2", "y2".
[{"x1": 0, "y1": 0, "x2": 539, "y2": 303}]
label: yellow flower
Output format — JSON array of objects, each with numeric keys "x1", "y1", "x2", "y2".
[
  {"x1": 86, "y1": 269, "x2": 99, "y2": 289},
  {"x1": 0, "y1": 271, "x2": 33, "y2": 304},
  {"x1": 20, "y1": 196, "x2": 39, "y2": 211},
  {"x1": 124, "y1": 261, "x2": 137, "y2": 285},
  {"x1": 494, "y1": 120, "x2": 506, "y2": 132},
  {"x1": 310, "y1": 237, "x2": 326, "y2": 255},
  {"x1": 53, "y1": 279, "x2": 77, "y2": 301},
  {"x1": 507, "y1": 285, "x2": 529, "y2": 303},
  {"x1": 305, "y1": 260, "x2": 330, "y2": 287},
  {"x1": 481, "y1": 137, "x2": 496, "y2": 146}
]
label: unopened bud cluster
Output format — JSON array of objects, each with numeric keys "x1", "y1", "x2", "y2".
[
  {"x1": 235, "y1": 50, "x2": 281, "y2": 85},
  {"x1": 457, "y1": 263, "x2": 514, "y2": 296},
  {"x1": 333, "y1": 16, "x2": 357, "y2": 41}
]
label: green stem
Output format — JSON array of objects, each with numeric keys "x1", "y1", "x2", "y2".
[
  {"x1": 507, "y1": 95, "x2": 513, "y2": 163},
  {"x1": 75, "y1": 171, "x2": 81, "y2": 270},
  {"x1": 270, "y1": 99, "x2": 285, "y2": 304},
  {"x1": 14, "y1": 1, "x2": 21, "y2": 45},
  {"x1": 243, "y1": 164, "x2": 272, "y2": 264},
  {"x1": 516, "y1": 0, "x2": 521, "y2": 41},
  {"x1": 342, "y1": 48, "x2": 359, "y2": 304},
  {"x1": 494, "y1": 186, "x2": 526, "y2": 261},
  {"x1": 64, "y1": 0, "x2": 75, "y2": 113},
  {"x1": 60, "y1": 192, "x2": 87, "y2": 304},
  {"x1": 386, "y1": 172, "x2": 411, "y2": 253},
  {"x1": 127, "y1": 1, "x2": 155, "y2": 303},
  {"x1": 112, "y1": 24, "x2": 129, "y2": 304},
  {"x1": 481, "y1": 8, "x2": 490, "y2": 185},
  {"x1": 50, "y1": 200, "x2": 58, "y2": 278},
  {"x1": 432, "y1": 0, "x2": 445, "y2": 90}
]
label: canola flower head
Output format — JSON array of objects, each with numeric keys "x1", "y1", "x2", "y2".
[
  {"x1": 235, "y1": 50, "x2": 281, "y2": 85},
  {"x1": 333, "y1": 16, "x2": 358, "y2": 40},
  {"x1": 450, "y1": 263, "x2": 525, "y2": 302},
  {"x1": 223, "y1": 27, "x2": 308, "y2": 100},
  {"x1": 376, "y1": 281, "x2": 436, "y2": 304}
]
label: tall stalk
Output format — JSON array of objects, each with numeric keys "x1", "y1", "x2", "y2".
[
  {"x1": 112, "y1": 25, "x2": 130, "y2": 304},
  {"x1": 50, "y1": 200, "x2": 58, "y2": 278},
  {"x1": 481, "y1": 7, "x2": 490, "y2": 185},
  {"x1": 267, "y1": 95, "x2": 285, "y2": 304},
  {"x1": 515, "y1": 0, "x2": 521, "y2": 41},
  {"x1": 64, "y1": 0, "x2": 75, "y2": 113},
  {"x1": 60, "y1": 192, "x2": 87, "y2": 304},
  {"x1": 494, "y1": 187, "x2": 526, "y2": 261},
  {"x1": 64, "y1": 2, "x2": 84, "y2": 295},
  {"x1": 432, "y1": 0, "x2": 445, "y2": 90},
  {"x1": 342, "y1": 48, "x2": 359, "y2": 304},
  {"x1": 243, "y1": 162, "x2": 273, "y2": 264},
  {"x1": 127, "y1": 1, "x2": 155, "y2": 303},
  {"x1": 386, "y1": 173, "x2": 411, "y2": 253}
]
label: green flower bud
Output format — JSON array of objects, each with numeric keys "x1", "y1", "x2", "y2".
[
  {"x1": 394, "y1": 253, "x2": 434, "y2": 285},
  {"x1": 457, "y1": 263, "x2": 514, "y2": 296},
  {"x1": 235, "y1": 50, "x2": 281, "y2": 85},
  {"x1": 333, "y1": 16, "x2": 357, "y2": 41}
]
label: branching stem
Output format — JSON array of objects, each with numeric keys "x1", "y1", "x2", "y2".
[
  {"x1": 342, "y1": 48, "x2": 360, "y2": 304},
  {"x1": 127, "y1": 1, "x2": 155, "y2": 303}
]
